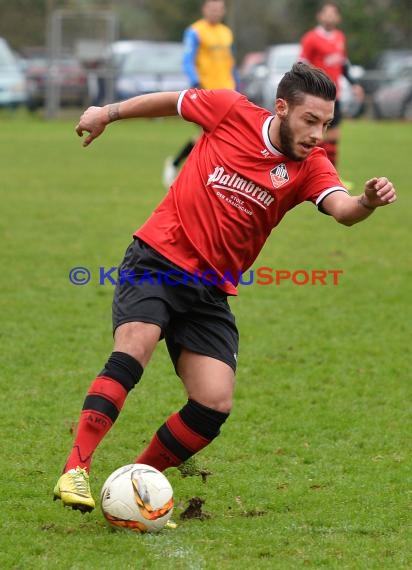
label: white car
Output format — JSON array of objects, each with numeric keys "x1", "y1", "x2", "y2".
[
  {"x1": 372, "y1": 57, "x2": 412, "y2": 120},
  {"x1": 244, "y1": 42, "x2": 363, "y2": 118},
  {"x1": 261, "y1": 44, "x2": 301, "y2": 111},
  {"x1": 114, "y1": 41, "x2": 189, "y2": 101},
  {"x1": 0, "y1": 37, "x2": 27, "y2": 108}
]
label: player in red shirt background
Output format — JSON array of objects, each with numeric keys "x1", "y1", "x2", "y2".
[
  {"x1": 53, "y1": 63, "x2": 396, "y2": 514},
  {"x1": 299, "y1": 2, "x2": 364, "y2": 170}
]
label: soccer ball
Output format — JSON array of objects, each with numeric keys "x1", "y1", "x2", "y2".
[{"x1": 100, "y1": 463, "x2": 174, "y2": 533}]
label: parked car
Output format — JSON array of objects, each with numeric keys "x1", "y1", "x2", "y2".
[
  {"x1": 0, "y1": 37, "x2": 27, "y2": 108},
  {"x1": 239, "y1": 51, "x2": 265, "y2": 77},
  {"x1": 25, "y1": 53, "x2": 89, "y2": 110},
  {"x1": 372, "y1": 57, "x2": 412, "y2": 119},
  {"x1": 260, "y1": 43, "x2": 301, "y2": 111},
  {"x1": 360, "y1": 49, "x2": 412, "y2": 95},
  {"x1": 114, "y1": 41, "x2": 189, "y2": 101},
  {"x1": 106, "y1": 40, "x2": 142, "y2": 71},
  {"x1": 239, "y1": 51, "x2": 265, "y2": 97},
  {"x1": 239, "y1": 51, "x2": 266, "y2": 106},
  {"x1": 241, "y1": 42, "x2": 363, "y2": 118}
]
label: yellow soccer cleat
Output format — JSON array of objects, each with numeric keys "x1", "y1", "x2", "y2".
[{"x1": 53, "y1": 466, "x2": 95, "y2": 513}]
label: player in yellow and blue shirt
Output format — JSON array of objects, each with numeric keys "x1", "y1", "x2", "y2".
[{"x1": 163, "y1": 0, "x2": 239, "y2": 188}]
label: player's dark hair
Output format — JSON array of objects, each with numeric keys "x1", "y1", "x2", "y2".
[
  {"x1": 318, "y1": 2, "x2": 341, "y2": 14},
  {"x1": 276, "y1": 62, "x2": 336, "y2": 106}
]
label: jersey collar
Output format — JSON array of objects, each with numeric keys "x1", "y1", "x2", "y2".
[
  {"x1": 315, "y1": 25, "x2": 336, "y2": 38},
  {"x1": 262, "y1": 116, "x2": 284, "y2": 157}
]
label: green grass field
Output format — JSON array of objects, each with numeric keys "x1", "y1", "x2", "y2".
[{"x1": 0, "y1": 109, "x2": 410, "y2": 569}]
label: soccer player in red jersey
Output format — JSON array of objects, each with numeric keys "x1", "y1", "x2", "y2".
[
  {"x1": 299, "y1": 2, "x2": 364, "y2": 168},
  {"x1": 53, "y1": 63, "x2": 396, "y2": 513}
]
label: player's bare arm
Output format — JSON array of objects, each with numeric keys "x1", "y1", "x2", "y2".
[
  {"x1": 322, "y1": 177, "x2": 397, "y2": 226},
  {"x1": 76, "y1": 91, "x2": 181, "y2": 147}
]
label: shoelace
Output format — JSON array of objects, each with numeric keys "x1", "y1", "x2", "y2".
[{"x1": 72, "y1": 468, "x2": 90, "y2": 493}]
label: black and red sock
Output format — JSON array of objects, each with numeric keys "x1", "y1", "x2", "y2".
[
  {"x1": 135, "y1": 399, "x2": 229, "y2": 471},
  {"x1": 64, "y1": 352, "x2": 143, "y2": 472}
]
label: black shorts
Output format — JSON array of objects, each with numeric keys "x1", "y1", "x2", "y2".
[
  {"x1": 112, "y1": 238, "x2": 239, "y2": 372},
  {"x1": 330, "y1": 99, "x2": 342, "y2": 128}
]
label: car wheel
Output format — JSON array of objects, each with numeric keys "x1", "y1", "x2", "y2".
[{"x1": 401, "y1": 97, "x2": 412, "y2": 120}]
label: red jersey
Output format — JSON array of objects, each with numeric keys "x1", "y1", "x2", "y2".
[
  {"x1": 136, "y1": 89, "x2": 346, "y2": 295},
  {"x1": 300, "y1": 26, "x2": 347, "y2": 97}
]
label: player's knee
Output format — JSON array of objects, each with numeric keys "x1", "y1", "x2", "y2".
[
  {"x1": 211, "y1": 398, "x2": 233, "y2": 415},
  {"x1": 189, "y1": 393, "x2": 233, "y2": 415}
]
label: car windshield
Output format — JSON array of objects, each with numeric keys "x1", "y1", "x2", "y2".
[
  {"x1": 267, "y1": 45, "x2": 299, "y2": 72},
  {"x1": 122, "y1": 44, "x2": 183, "y2": 75}
]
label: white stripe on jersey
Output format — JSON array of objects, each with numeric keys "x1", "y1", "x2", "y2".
[
  {"x1": 316, "y1": 186, "x2": 348, "y2": 206},
  {"x1": 177, "y1": 90, "x2": 189, "y2": 117}
]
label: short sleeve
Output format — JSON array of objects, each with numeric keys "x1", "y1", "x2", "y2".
[{"x1": 178, "y1": 88, "x2": 244, "y2": 133}]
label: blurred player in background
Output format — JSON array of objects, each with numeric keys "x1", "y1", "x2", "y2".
[
  {"x1": 299, "y1": 2, "x2": 364, "y2": 172},
  {"x1": 53, "y1": 63, "x2": 396, "y2": 515},
  {"x1": 162, "y1": 0, "x2": 239, "y2": 187}
]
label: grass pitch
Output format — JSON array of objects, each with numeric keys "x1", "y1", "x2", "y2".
[{"x1": 0, "y1": 109, "x2": 410, "y2": 569}]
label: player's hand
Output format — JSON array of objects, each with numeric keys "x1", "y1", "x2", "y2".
[
  {"x1": 363, "y1": 177, "x2": 397, "y2": 208},
  {"x1": 75, "y1": 106, "x2": 108, "y2": 147}
]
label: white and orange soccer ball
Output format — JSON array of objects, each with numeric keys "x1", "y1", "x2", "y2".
[{"x1": 100, "y1": 463, "x2": 174, "y2": 533}]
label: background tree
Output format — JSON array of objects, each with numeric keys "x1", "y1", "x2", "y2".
[{"x1": 0, "y1": 0, "x2": 410, "y2": 65}]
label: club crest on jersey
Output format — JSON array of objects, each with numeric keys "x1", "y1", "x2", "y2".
[{"x1": 270, "y1": 163, "x2": 289, "y2": 188}]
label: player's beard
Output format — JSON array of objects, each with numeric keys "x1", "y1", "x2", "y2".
[{"x1": 278, "y1": 114, "x2": 304, "y2": 161}]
